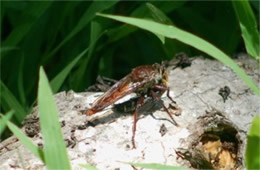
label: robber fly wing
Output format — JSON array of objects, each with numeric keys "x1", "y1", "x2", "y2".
[
  {"x1": 91, "y1": 75, "x2": 136, "y2": 108},
  {"x1": 88, "y1": 65, "x2": 156, "y2": 116}
]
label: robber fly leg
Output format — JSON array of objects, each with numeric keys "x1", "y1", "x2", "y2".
[
  {"x1": 153, "y1": 85, "x2": 176, "y2": 104},
  {"x1": 166, "y1": 87, "x2": 176, "y2": 104},
  {"x1": 132, "y1": 96, "x2": 145, "y2": 149},
  {"x1": 150, "y1": 90, "x2": 178, "y2": 126}
]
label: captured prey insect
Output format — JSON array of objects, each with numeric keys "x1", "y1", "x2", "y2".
[{"x1": 85, "y1": 63, "x2": 179, "y2": 148}]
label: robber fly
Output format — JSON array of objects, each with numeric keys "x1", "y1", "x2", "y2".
[{"x1": 86, "y1": 63, "x2": 178, "y2": 148}]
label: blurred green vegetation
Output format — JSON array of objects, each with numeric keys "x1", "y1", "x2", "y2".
[
  {"x1": 0, "y1": 1, "x2": 259, "y2": 139},
  {"x1": 246, "y1": 116, "x2": 260, "y2": 169}
]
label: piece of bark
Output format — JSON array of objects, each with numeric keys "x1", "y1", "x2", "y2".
[{"x1": 0, "y1": 55, "x2": 259, "y2": 170}]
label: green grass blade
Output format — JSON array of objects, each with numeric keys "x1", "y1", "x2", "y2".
[
  {"x1": 0, "y1": 46, "x2": 20, "y2": 56},
  {"x1": 0, "y1": 110, "x2": 14, "y2": 136},
  {"x1": 2, "y1": 2, "x2": 52, "y2": 47},
  {"x1": 97, "y1": 13, "x2": 260, "y2": 96},
  {"x1": 0, "y1": 80, "x2": 27, "y2": 122},
  {"x1": 123, "y1": 162, "x2": 186, "y2": 170},
  {"x1": 0, "y1": 113, "x2": 45, "y2": 162},
  {"x1": 232, "y1": 0, "x2": 259, "y2": 58},
  {"x1": 246, "y1": 116, "x2": 260, "y2": 169},
  {"x1": 18, "y1": 53, "x2": 26, "y2": 106},
  {"x1": 79, "y1": 164, "x2": 98, "y2": 170},
  {"x1": 105, "y1": 4, "x2": 148, "y2": 44},
  {"x1": 146, "y1": 3, "x2": 173, "y2": 25},
  {"x1": 72, "y1": 21, "x2": 103, "y2": 90},
  {"x1": 105, "y1": 1, "x2": 184, "y2": 44},
  {"x1": 146, "y1": 2, "x2": 176, "y2": 44},
  {"x1": 43, "y1": 1, "x2": 118, "y2": 64},
  {"x1": 38, "y1": 67, "x2": 71, "y2": 169},
  {"x1": 3, "y1": 23, "x2": 33, "y2": 46},
  {"x1": 50, "y1": 47, "x2": 89, "y2": 93},
  {"x1": 146, "y1": 3, "x2": 169, "y2": 44}
]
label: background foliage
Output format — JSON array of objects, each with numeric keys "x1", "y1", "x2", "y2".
[{"x1": 0, "y1": 1, "x2": 259, "y2": 139}]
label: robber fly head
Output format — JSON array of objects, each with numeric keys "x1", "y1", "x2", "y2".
[{"x1": 152, "y1": 62, "x2": 168, "y2": 87}]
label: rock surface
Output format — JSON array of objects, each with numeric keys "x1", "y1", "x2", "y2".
[{"x1": 0, "y1": 56, "x2": 259, "y2": 169}]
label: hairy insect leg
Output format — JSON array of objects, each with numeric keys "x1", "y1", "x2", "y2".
[
  {"x1": 132, "y1": 96, "x2": 145, "y2": 149},
  {"x1": 150, "y1": 90, "x2": 178, "y2": 126},
  {"x1": 153, "y1": 85, "x2": 176, "y2": 104},
  {"x1": 166, "y1": 87, "x2": 176, "y2": 104}
]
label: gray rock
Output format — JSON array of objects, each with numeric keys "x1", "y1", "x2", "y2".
[{"x1": 0, "y1": 56, "x2": 259, "y2": 170}]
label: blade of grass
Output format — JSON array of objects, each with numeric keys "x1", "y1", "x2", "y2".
[
  {"x1": 0, "y1": 110, "x2": 14, "y2": 136},
  {"x1": 232, "y1": 0, "x2": 259, "y2": 58},
  {"x1": 97, "y1": 13, "x2": 260, "y2": 96},
  {"x1": 18, "y1": 53, "x2": 26, "y2": 106},
  {"x1": 43, "y1": 1, "x2": 118, "y2": 64},
  {"x1": 146, "y1": 3, "x2": 173, "y2": 25},
  {"x1": 145, "y1": 3, "x2": 174, "y2": 48},
  {"x1": 72, "y1": 21, "x2": 103, "y2": 90},
  {"x1": 106, "y1": 2, "x2": 185, "y2": 44},
  {"x1": 122, "y1": 162, "x2": 186, "y2": 170},
  {"x1": 146, "y1": 2, "x2": 171, "y2": 44},
  {"x1": 105, "y1": 4, "x2": 148, "y2": 44},
  {"x1": 0, "y1": 46, "x2": 20, "y2": 56},
  {"x1": 145, "y1": 2, "x2": 190, "y2": 59},
  {"x1": 246, "y1": 116, "x2": 260, "y2": 169},
  {"x1": 2, "y1": 2, "x2": 52, "y2": 47},
  {"x1": 0, "y1": 81, "x2": 27, "y2": 122},
  {"x1": 0, "y1": 113, "x2": 45, "y2": 162},
  {"x1": 38, "y1": 67, "x2": 70, "y2": 169},
  {"x1": 50, "y1": 47, "x2": 89, "y2": 93},
  {"x1": 79, "y1": 164, "x2": 98, "y2": 170},
  {"x1": 42, "y1": 3, "x2": 79, "y2": 56}
]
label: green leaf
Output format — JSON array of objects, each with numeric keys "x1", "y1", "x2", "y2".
[
  {"x1": 38, "y1": 67, "x2": 71, "y2": 169},
  {"x1": 105, "y1": 4, "x2": 149, "y2": 44},
  {"x1": 0, "y1": 113, "x2": 45, "y2": 162},
  {"x1": 232, "y1": 0, "x2": 259, "y2": 58},
  {"x1": 106, "y1": 2, "x2": 184, "y2": 44},
  {"x1": 97, "y1": 13, "x2": 260, "y2": 96},
  {"x1": 146, "y1": 3, "x2": 168, "y2": 44},
  {"x1": 246, "y1": 116, "x2": 260, "y2": 169},
  {"x1": 145, "y1": 3, "x2": 189, "y2": 58},
  {"x1": 155, "y1": 33, "x2": 165, "y2": 44},
  {"x1": 123, "y1": 162, "x2": 186, "y2": 170},
  {"x1": 174, "y1": 3, "x2": 240, "y2": 56},
  {"x1": 72, "y1": 21, "x2": 103, "y2": 90},
  {"x1": 146, "y1": 2, "x2": 178, "y2": 44},
  {"x1": 0, "y1": 46, "x2": 20, "y2": 55},
  {"x1": 50, "y1": 47, "x2": 89, "y2": 93},
  {"x1": 2, "y1": 2, "x2": 52, "y2": 47},
  {"x1": 43, "y1": 1, "x2": 118, "y2": 64},
  {"x1": 0, "y1": 110, "x2": 14, "y2": 135},
  {"x1": 79, "y1": 164, "x2": 99, "y2": 170},
  {"x1": 152, "y1": 1, "x2": 186, "y2": 13},
  {"x1": 146, "y1": 3, "x2": 173, "y2": 25},
  {"x1": 17, "y1": 53, "x2": 26, "y2": 106},
  {"x1": 0, "y1": 80, "x2": 27, "y2": 122}
]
